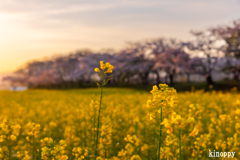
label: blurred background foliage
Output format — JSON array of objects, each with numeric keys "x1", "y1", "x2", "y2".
[{"x1": 1, "y1": 19, "x2": 240, "y2": 92}]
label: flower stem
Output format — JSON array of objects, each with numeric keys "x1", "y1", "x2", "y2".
[
  {"x1": 33, "y1": 136, "x2": 35, "y2": 160},
  {"x1": 157, "y1": 107, "x2": 163, "y2": 160},
  {"x1": 179, "y1": 128, "x2": 182, "y2": 160},
  {"x1": 8, "y1": 145, "x2": 11, "y2": 160},
  {"x1": 95, "y1": 74, "x2": 104, "y2": 159}
]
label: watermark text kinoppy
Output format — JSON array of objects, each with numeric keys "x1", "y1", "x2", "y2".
[{"x1": 209, "y1": 150, "x2": 235, "y2": 158}]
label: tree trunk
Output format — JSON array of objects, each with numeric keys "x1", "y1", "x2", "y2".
[
  {"x1": 233, "y1": 72, "x2": 240, "y2": 81},
  {"x1": 78, "y1": 80, "x2": 82, "y2": 88},
  {"x1": 141, "y1": 72, "x2": 149, "y2": 85},
  {"x1": 187, "y1": 73, "x2": 190, "y2": 83},
  {"x1": 165, "y1": 75, "x2": 168, "y2": 83},
  {"x1": 119, "y1": 74, "x2": 127, "y2": 85},
  {"x1": 169, "y1": 69, "x2": 176, "y2": 85},
  {"x1": 70, "y1": 81, "x2": 74, "y2": 88},
  {"x1": 169, "y1": 74, "x2": 174, "y2": 85},
  {"x1": 155, "y1": 71, "x2": 160, "y2": 84},
  {"x1": 206, "y1": 74, "x2": 213, "y2": 85}
]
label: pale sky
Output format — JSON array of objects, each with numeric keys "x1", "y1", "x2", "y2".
[{"x1": 0, "y1": 0, "x2": 240, "y2": 73}]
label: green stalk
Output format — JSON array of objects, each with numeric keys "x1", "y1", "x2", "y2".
[
  {"x1": 8, "y1": 140, "x2": 11, "y2": 160},
  {"x1": 179, "y1": 129, "x2": 182, "y2": 160},
  {"x1": 8, "y1": 145, "x2": 11, "y2": 160},
  {"x1": 157, "y1": 107, "x2": 163, "y2": 160},
  {"x1": 93, "y1": 104, "x2": 96, "y2": 152},
  {"x1": 95, "y1": 74, "x2": 104, "y2": 159},
  {"x1": 32, "y1": 135, "x2": 35, "y2": 160}
]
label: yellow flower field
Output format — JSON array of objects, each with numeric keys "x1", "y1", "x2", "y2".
[{"x1": 0, "y1": 86, "x2": 240, "y2": 160}]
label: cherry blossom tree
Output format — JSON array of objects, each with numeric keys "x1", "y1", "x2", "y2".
[
  {"x1": 2, "y1": 73, "x2": 27, "y2": 90},
  {"x1": 114, "y1": 47, "x2": 153, "y2": 84},
  {"x1": 217, "y1": 57, "x2": 240, "y2": 81},
  {"x1": 152, "y1": 48, "x2": 190, "y2": 84},
  {"x1": 120, "y1": 38, "x2": 188, "y2": 84},
  {"x1": 213, "y1": 19, "x2": 240, "y2": 59},
  {"x1": 187, "y1": 30, "x2": 225, "y2": 85}
]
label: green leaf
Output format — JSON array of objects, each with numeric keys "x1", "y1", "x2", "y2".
[{"x1": 103, "y1": 79, "x2": 111, "y2": 86}]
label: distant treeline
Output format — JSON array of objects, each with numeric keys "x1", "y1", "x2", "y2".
[{"x1": 3, "y1": 19, "x2": 240, "y2": 88}]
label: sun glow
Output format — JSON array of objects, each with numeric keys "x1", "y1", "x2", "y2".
[{"x1": 0, "y1": 14, "x2": 9, "y2": 42}]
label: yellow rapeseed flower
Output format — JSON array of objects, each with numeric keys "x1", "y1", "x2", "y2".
[
  {"x1": 130, "y1": 155, "x2": 142, "y2": 160},
  {"x1": 161, "y1": 118, "x2": 173, "y2": 134},
  {"x1": 149, "y1": 114, "x2": 156, "y2": 121},
  {"x1": 95, "y1": 68, "x2": 100, "y2": 72},
  {"x1": 100, "y1": 61, "x2": 106, "y2": 70},
  {"x1": 189, "y1": 126, "x2": 199, "y2": 137},
  {"x1": 10, "y1": 135, "x2": 16, "y2": 141},
  {"x1": 171, "y1": 112, "x2": 183, "y2": 126},
  {"x1": 95, "y1": 61, "x2": 114, "y2": 73}
]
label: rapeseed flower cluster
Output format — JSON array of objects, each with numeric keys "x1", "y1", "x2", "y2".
[
  {"x1": 95, "y1": 61, "x2": 114, "y2": 74},
  {"x1": 41, "y1": 139, "x2": 68, "y2": 160},
  {"x1": 72, "y1": 147, "x2": 88, "y2": 160},
  {"x1": 146, "y1": 84, "x2": 197, "y2": 159}
]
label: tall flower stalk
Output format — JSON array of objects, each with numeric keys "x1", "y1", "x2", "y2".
[
  {"x1": 147, "y1": 84, "x2": 178, "y2": 160},
  {"x1": 178, "y1": 128, "x2": 181, "y2": 160},
  {"x1": 170, "y1": 112, "x2": 197, "y2": 160},
  {"x1": 94, "y1": 61, "x2": 113, "y2": 159},
  {"x1": 158, "y1": 107, "x2": 162, "y2": 160}
]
